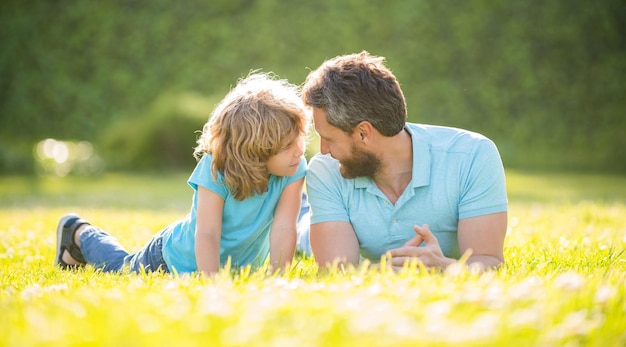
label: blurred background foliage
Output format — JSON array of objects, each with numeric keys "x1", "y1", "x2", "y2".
[{"x1": 1, "y1": 0, "x2": 624, "y2": 175}]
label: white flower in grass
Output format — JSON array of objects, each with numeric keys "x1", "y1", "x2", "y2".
[
  {"x1": 509, "y1": 305, "x2": 543, "y2": 327},
  {"x1": 425, "y1": 300, "x2": 451, "y2": 318},
  {"x1": 350, "y1": 275, "x2": 364, "y2": 286},
  {"x1": 44, "y1": 284, "x2": 68, "y2": 293},
  {"x1": 554, "y1": 271, "x2": 585, "y2": 290},
  {"x1": 268, "y1": 277, "x2": 291, "y2": 289},
  {"x1": 470, "y1": 312, "x2": 500, "y2": 338},
  {"x1": 444, "y1": 261, "x2": 467, "y2": 277},
  {"x1": 64, "y1": 300, "x2": 87, "y2": 319},
  {"x1": 581, "y1": 237, "x2": 592, "y2": 246},
  {"x1": 457, "y1": 286, "x2": 483, "y2": 304},
  {"x1": 484, "y1": 282, "x2": 505, "y2": 308},
  {"x1": 594, "y1": 285, "x2": 616, "y2": 304},
  {"x1": 162, "y1": 295, "x2": 192, "y2": 321},
  {"x1": 24, "y1": 307, "x2": 65, "y2": 342},
  {"x1": 0, "y1": 247, "x2": 15, "y2": 259},
  {"x1": 509, "y1": 276, "x2": 544, "y2": 301},
  {"x1": 221, "y1": 319, "x2": 263, "y2": 346},
  {"x1": 393, "y1": 281, "x2": 421, "y2": 302},
  {"x1": 347, "y1": 299, "x2": 394, "y2": 333},
  {"x1": 547, "y1": 310, "x2": 602, "y2": 339},
  {"x1": 135, "y1": 313, "x2": 162, "y2": 333},
  {"x1": 162, "y1": 280, "x2": 178, "y2": 291},
  {"x1": 199, "y1": 286, "x2": 235, "y2": 317},
  {"x1": 423, "y1": 318, "x2": 451, "y2": 337},
  {"x1": 365, "y1": 282, "x2": 383, "y2": 296},
  {"x1": 388, "y1": 318, "x2": 419, "y2": 338},
  {"x1": 341, "y1": 296, "x2": 364, "y2": 312},
  {"x1": 104, "y1": 288, "x2": 124, "y2": 300},
  {"x1": 20, "y1": 284, "x2": 41, "y2": 299}
]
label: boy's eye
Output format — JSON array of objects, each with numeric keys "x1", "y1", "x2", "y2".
[{"x1": 280, "y1": 135, "x2": 303, "y2": 151}]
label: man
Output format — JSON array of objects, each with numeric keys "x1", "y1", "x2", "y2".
[{"x1": 303, "y1": 52, "x2": 508, "y2": 271}]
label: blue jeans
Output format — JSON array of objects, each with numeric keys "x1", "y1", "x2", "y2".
[
  {"x1": 296, "y1": 192, "x2": 312, "y2": 256},
  {"x1": 79, "y1": 226, "x2": 170, "y2": 273}
]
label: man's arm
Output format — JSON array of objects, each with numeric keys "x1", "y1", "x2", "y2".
[
  {"x1": 458, "y1": 211, "x2": 507, "y2": 270},
  {"x1": 387, "y1": 211, "x2": 507, "y2": 271},
  {"x1": 310, "y1": 221, "x2": 360, "y2": 267}
]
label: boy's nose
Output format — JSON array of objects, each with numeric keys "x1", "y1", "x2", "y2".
[{"x1": 295, "y1": 138, "x2": 305, "y2": 157}]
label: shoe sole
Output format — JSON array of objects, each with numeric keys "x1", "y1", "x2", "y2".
[{"x1": 54, "y1": 213, "x2": 80, "y2": 266}]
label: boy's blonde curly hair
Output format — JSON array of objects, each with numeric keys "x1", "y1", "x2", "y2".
[{"x1": 194, "y1": 72, "x2": 309, "y2": 200}]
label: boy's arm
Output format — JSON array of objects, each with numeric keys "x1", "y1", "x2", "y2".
[
  {"x1": 269, "y1": 178, "x2": 304, "y2": 271},
  {"x1": 195, "y1": 186, "x2": 224, "y2": 276}
]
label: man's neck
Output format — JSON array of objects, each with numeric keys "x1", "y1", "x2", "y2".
[{"x1": 372, "y1": 129, "x2": 413, "y2": 204}]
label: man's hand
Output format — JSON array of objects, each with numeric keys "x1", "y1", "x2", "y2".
[{"x1": 387, "y1": 224, "x2": 454, "y2": 270}]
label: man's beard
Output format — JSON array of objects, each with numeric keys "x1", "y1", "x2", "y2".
[{"x1": 339, "y1": 144, "x2": 382, "y2": 179}]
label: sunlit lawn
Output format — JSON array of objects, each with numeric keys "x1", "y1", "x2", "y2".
[{"x1": 1, "y1": 170, "x2": 625, "y2": 346}]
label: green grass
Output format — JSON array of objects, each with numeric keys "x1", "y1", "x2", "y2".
[{"x1": 1, "y1": 170, "x2": 625, "y2": 346}]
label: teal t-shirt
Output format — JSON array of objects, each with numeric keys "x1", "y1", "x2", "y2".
[
  {"x1": 161, "y1": 154, "x2": 307, "y2": 273},
  {"x1": 306, "y1": 123, "x2": 508, "y2": 261}
]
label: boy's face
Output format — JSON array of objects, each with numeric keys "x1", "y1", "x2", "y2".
[{"x1": 266, "y1": 131, "x2": 305, "y2": 177}]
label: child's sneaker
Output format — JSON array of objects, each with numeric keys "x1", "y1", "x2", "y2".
[{"x1": 54, "y1": 213, "x2": 90, "y2": 269}]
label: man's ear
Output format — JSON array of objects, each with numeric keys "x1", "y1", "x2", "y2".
[{"x1": 355, "y1": 121, "x2": 374, "y2": 143}]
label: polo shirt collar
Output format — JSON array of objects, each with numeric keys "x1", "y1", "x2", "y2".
[{"x1": 407, "y1": 124, "x2": 431, "y2": 188}]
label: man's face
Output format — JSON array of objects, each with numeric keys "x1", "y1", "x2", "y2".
[
  {"x1": 312, "y1": 108, "x2": 381, "y2": 178},
  {"x1": 338, "y1": 142, "x2": 381, "y2": 178}
]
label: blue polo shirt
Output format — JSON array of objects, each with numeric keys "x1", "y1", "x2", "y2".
[
  {"x1": 162, "y1": 154, "x2": 307, "y2": 273},
  {"x1": 306, "y1": 123, "x2": 508, "y2": 261}
]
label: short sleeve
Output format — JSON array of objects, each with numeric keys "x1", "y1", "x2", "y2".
[
  {"x1": 458, "y1": 138, "x2": 508, "y2": 219},
  {"x1": 285, "y1": 156, "x2": 308, "y2": 184},
  {"x1": 188, "y1": 154, "x2": 229, "y2": 199},
  {"x1": 306, "y1": 154, "x2": 351, "y2": 224}
]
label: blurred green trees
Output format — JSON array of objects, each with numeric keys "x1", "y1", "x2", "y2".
[{"x1": 1, "y1": 0, "x2": 624, "y2": 173}]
